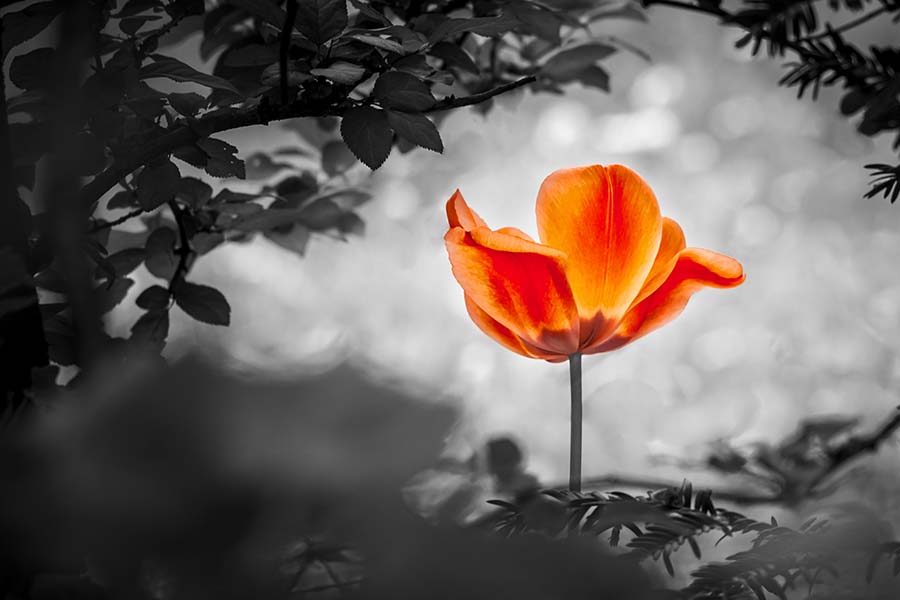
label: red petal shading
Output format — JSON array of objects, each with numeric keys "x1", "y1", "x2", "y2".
[
  {"x1": 446, "y1": 189, "x2": 487, "y2": 231},
  {"x1": 585, "y1": 248, "x2": 745, "y2": 354},
  {"x1": 464, "y1": 295, "x2": 563, "y2": 360},
  {"x1": 445, "y1": 226, "x2": 580, "y2": 356},
  {"x1": 630, "y1": 217, "x2": 686, "y2": 308},
  {"x1": 535, "y1": 165, "x2": 662, "y2": 342}
]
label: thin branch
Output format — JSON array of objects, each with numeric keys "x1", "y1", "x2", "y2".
[
  {"x1": 280, "y1": 0, "x2": 299, "y2": 105},
  {"x1": 797, "y1": 6, "x2": 889, "y2": 42},
  {"x1": 294, "y1": 578, "x2": 363, "y2": 594},
  {"x1": 89, "y1": 207, "x2": 145, "y2": 232},
  {"x1": 426, "y1": 75, "x2": 536, "y2": 112},
  {"x1": 167, "y1": 200, "x2": 193, "y2": 290},
  {"x1": 642, "y1": 0, "x2": 730, "y2": 20},
  {"x1": 81, "y1": 79, "x2": 536, "y2": 211},
  {"x1": 807, "y1": 405, "x2": 900, "y2": 493}
]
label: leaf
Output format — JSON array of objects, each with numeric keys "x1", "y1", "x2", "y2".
[
  {"x1": 296, "y1": 0, "x2": 348, "y2": 45},
  {"x1": 429, "y1": 42, "x2": 479, "y2": 74},
  {"x1": 245, "y1": 152, "x2": 293, "y2": 179},
  {"x1": 168, "y1": 92, "x2": 207, "y2": 116},
  {"x1": 426, "y1": 15, "x2": 519, "y2": 43},
  {"x1": 141, "y1": 55, "x2": 241, "y2": 94},
  {"x1": 348, "y1": 33, "x2": 405, "y2": 54},
  {"x1": 144, "y1": 227, "x2": 178, "y2": 280},
  {"x1": 539, "y1": 42, "x2": 616, "y2": 81},
  {"x1": 120, "y1": 15, "x2": 162, "y2": 36},
  {"x1": 337, "y1": 212, "x2": 365, "y2": 235},
  {"x1": 386, "y1": 111, "x2": 443, "y2": 153},
  {"x1": 197, "y1": 137, "x2": 246, "y2": 179},
  {"x1": 95, "y1": 277, "x2": 135, "y2": 315},
  {"x1": 131, "y1": 309, "x2": 170, "y2": 346},
  {"x1": 576, "y1": 65, "x2": 610, "y2": 91},
  {"x1": 1, "y1": 2, "x2": 61, "y2": 57},
  {"x1": 176, "y1": 177, "x2": 213, "y2": 208},
  {"x1": 298, "y1": 197, "x2": 343, "y2": 229},
  {"x1": 309, "y1": 61, "x2": 367, "y2": 85},
  {"x1": 173, "y1": 281, "x2": 231, "y2": 325},
  {"x1": 136, "y1": 285, "x2": 171, "y2": 310},
  {"x1": 234, "y1": 208, "x2": 305, "y2": 232},
  {"x1": 105, "y1": 248, "x2": 146, "y2": 277},
  {"x1": 135, "y1": 159, "x2": 181, "y2": 210},
  {"x1": 223, "y1": 43, "x2": 280, "y2": 67},
  {"x1": 373, "y1": 71, "x2": 435, "y2": 111},
  {"x1": 266, "y1": 224, "x2": 311, "y2": 255},
  {"x1": 192, "y1": 232, "x2": 224, "y2": 255},
  {"x1": 340, "y1": 107, "x2": 392, "y2": 169},
  {"x1": 9, "y1": 48, "x2": 55, "y2": 90},
  {"x1": 321, "y1": 141, "x2": 357, "y2": 176}
]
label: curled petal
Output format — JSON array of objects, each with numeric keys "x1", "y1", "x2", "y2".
[
  {"x1": 585, "y1": 248, "x2": 745, "y2": 354},
  {"x1": 496, "y1": 227, "x2": 535, "y2": 242},
  {"x1": 536, "y1": 165, "x2": 662, "y2": 341},
  {"x1": 446, "y1": 189, "x2": 487, "y2": 231},
  {"x1": 445, "y1": 227, "x2": 580, "y2": 356},
  {"x1": 630, "y1": 217, "x2": 686, "y2": 308},
  {"x1": 464, "y1": 295, "x2": 564, "y2": 361}
]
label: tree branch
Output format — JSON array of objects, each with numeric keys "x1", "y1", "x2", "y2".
[
  {"x1": 80, "y1": 78, "x2": 537, "y2": 213},
  {"x1": 426, "y1": 76, "x2": 536, "y2": 112},
  {"x1": 90, "y1": 207, "x2": 145, "y2": 232},
  {"x1": 796, "y1": 6, "x2": 889, "y2": 42},
  {"x1": 167, "y1": 200, "x2": 193, "y2": 290}
]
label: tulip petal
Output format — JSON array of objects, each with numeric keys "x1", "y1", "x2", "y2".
[
  {"x1": 585, "y1": 248, "x2": 745, "y2": 354},
  {"x1": 535, "y1": 164, "x2": 662, "y2": 341},
  {"x1": 496, "y1": 227, "x2": 535, "y2": 242},
  {"x1": 630, "y1": 217, "x2": 686, "y2": 308},
  {"x1": 446, "y1": 189, "x2": 487, "y2": 231},
  {"x1": 445, "y1": 226, "x2": 580, "y2": 356},
  {"x1": 464, "y1": 295, "x2": 564, "y2": 360}
]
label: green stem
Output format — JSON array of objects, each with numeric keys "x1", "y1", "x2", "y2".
[{"x1": 569, "y1": 352, "x2": 582, "y2": 493}]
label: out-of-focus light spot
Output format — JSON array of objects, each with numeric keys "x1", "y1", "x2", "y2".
[
  {"x1": 669, "y1": 132, "x2": 720, "y2": 173},
  {"x1": 672, "y1": 363, "x2": 703, "y2": 400},
  {"x1": 867, "y1": 285, "x2": 900, "y2": 331},
  {"x1": 457, "y1": 342, "x2": 497, "y2": 387},
  {"x1": 770, "y1": 168, "x2": 816, "y2": 213},
  {"x1": 734, "y1": 203, "x2": 780, "y2": 247},
  {"x1": 379, "y1": 180, "x2": 419, "y2": 220},
  {"x1": 691, "y1": 327, "x2": 746, "y2": 371},
  {"x1": 709, "y1": 95, "x2": 763, "y2": 140},
  {"x1": 532, "y1": 101, "x2": 590, "y2": 156},
  {"x1": 591, "y1": 107, "x2": 681, "y2": 154},
  {"x1": 629, "y1": 64, "x2": 685, "y2": 108}
]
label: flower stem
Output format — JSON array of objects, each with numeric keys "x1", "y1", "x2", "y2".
[{"x1": 568, "y1": 352, "x2": 582, "y2": 493}]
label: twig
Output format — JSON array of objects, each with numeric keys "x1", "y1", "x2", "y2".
[
  {"x1": 80, "y1": 78, "x2": 536, "y2": 209},
  {"x1": 807, "y1": 405, "x2": 900, "y2": 493},
  {"x1": 294, "y1": 578, "x2": 363, "y2": 594},
  {"x1": 280, "y1": 0, "x2": 299, "y2": 105},
  {"x1": 167, "y1": 200, "x2": 192, "y2": 289},
  {"x1": 426, "y1": 75, "x2": 536, "y2": 112},
  {"x1": 797, "y1": 6, "x2": 889, "y2": 43},
  {"x1": 89, "y1": 207, "x2": 145, "y2": 232}
]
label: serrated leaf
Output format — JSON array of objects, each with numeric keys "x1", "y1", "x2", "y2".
[
  {"x1": 310, "y1": 61, "x2": 367, "y2": 85},
  {"x1": 539, "y1": 42, "x2": 616, "y2": 82},
  {"x1": 386, "y1": 111, "x2": 442, "y2": 153},
  {"x1": 321, "y1": 140, "x2": 356, "y2": 176},
  {"x1": 136, "y1": 159, "x2": 181, "y2": 210},
  {"x1": 9, "y1": 48, "x2": 55, "y2": 90},
  {"x1": 141, "y1": 55, "x2": 241, "y2": 94},
  {"x1": 197, "y1": 137, "x2": 246, "y2": 179},
  {"x1": 145, "y1": 227, "x2": 178, "y2": 280},
  {"x1": 1, "y1": 2, "x2": 61, "y2": 58},
  {"x1": 173, "y1": 281, "x2": 231, "y2": 325},
  {"x1": 296, "y1": 0, "x2": 348, "y2": 45},
  {"x1": 340, "y1": 107, "x2": 392, "y2": 169},
  {"x1": 373, "y1": 71, "x2": 434, "y2": 111}
]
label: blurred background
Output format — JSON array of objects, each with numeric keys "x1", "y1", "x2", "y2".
[{"x1": 102, "y1": 8, "x2": 900, "y2": 501}]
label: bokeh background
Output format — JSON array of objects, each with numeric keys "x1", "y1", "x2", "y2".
[{"x1": 106, "y1": 8, "x2": 900, "y2": 497}]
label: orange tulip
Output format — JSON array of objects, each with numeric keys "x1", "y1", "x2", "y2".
[{"x1": 444, "y1": 164, "x2": 745, "y2": 362}]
